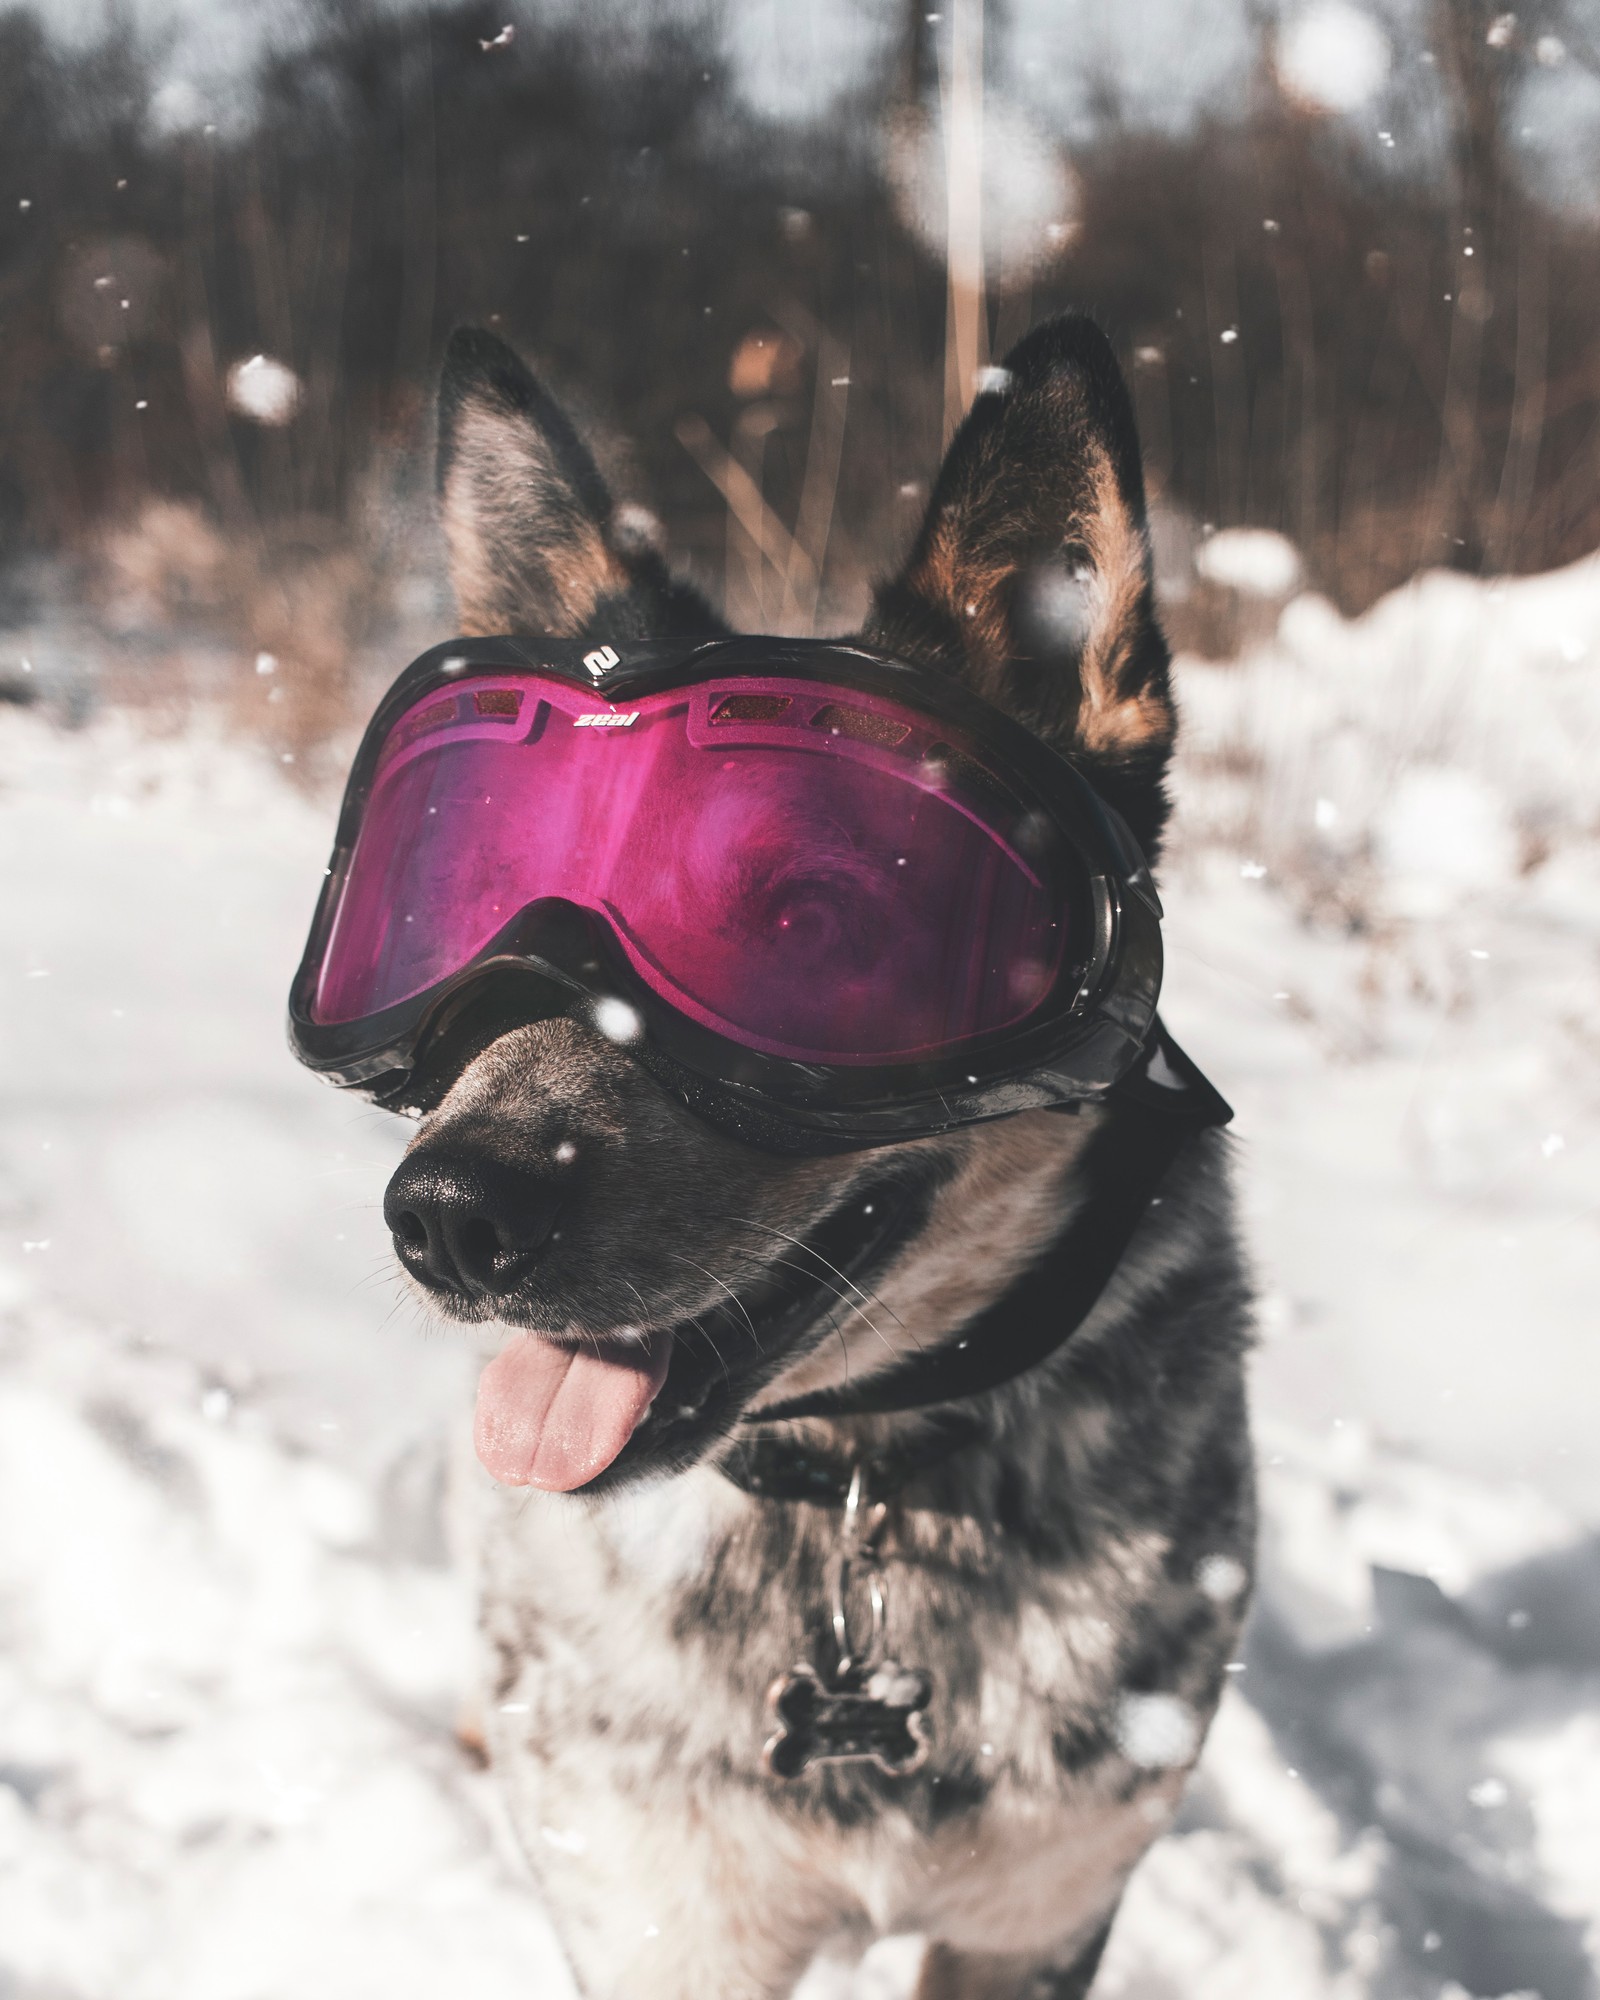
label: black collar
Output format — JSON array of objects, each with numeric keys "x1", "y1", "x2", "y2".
[
  {"x1": 718, "y1": 1409, "x2": 985, "y2": 1506},
  {"x1": 716, "y1": 1020, "x2": 1231, "y2": 1501}
]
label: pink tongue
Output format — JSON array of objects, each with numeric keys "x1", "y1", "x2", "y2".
[{"x1": 474, "y1": 1332, "x2": 673, "y2": 1491}]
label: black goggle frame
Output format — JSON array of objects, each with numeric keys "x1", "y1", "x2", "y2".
[{"x1": 288, "y1": 634, "x2": 1165, "y2": 1154}]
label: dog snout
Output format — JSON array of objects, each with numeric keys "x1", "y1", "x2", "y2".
[{"x1": 383, "y1": 1152, "x2": 563, "y2": 1301}]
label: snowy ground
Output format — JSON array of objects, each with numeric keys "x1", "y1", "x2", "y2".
[{"x1": 2, "y1": 557, "x2": 1598, "y2": 1999}]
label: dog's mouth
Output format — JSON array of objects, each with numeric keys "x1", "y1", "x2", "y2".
[
  {"x1": 474, "y1": 1328, "x2": 673, "y2": 1491},
  {"x1": 472, "y1": 1168, "x2": 934, "y2": 1496}
]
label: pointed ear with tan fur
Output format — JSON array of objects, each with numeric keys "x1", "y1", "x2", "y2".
[
  {"x1": 436, "y1": 327, "x2": 717, "y2": 642},
  {"x1": 864, "y1": 316, "x2": 1175, "y2": 857}
]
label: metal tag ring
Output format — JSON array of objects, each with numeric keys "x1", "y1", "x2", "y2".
[{"x1": 829, "y1": 1549, "x2": 888, "y2": 1676}]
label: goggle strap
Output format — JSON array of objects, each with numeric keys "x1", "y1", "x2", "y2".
[{"x1": 740, "y1": 1021, "x2": 1231, "y2": 1426}]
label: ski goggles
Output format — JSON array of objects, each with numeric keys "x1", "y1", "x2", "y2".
[{"x1": 288, "y1": 635, "x2": 1164, "y2": 1150}]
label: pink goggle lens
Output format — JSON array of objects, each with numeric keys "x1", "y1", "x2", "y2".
[{"x1": 313, "y1": 674, "x2": 1072, "y2": 1064}]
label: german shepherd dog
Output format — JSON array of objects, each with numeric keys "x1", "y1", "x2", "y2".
[{"x1": 377, "y1": 317, "x2": 1254, "y2": 1998}]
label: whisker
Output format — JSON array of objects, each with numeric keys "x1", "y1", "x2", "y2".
[
  {"x1": 684, "y1": 1312, "x2": 731, "y2": 1383},
  {"x1": 375, "y1": 1290, "x2": 414, "y2": 1338},
  {"x1": 728, "y1": 1215, "x2": 922, "y2": 1360},
  {"x1": 347, "y1": 1268, "x2": 398, "y2": 1298},
  {"x1": 662, "y1": 1251, "x2": 765, "y2": 1352},
  {"x1": 729, "y1": 1214, "x2": 907, "y2": 1330},
  {"x1": 818, "y1": 1293, "x2": 852, "y2": 1382},
  {"x1": 622, "y1": 1279, "x2": 691, "y2": 1359},
  {"x1": 615, "y1": 1272, "x2": 735, "y2": 1383},
  {"x1": 757, "y1": 1252, "x2": 898, "y2": 1358}
]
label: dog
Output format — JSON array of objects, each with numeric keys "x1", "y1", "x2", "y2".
[{"x1": 368, "y1": 317, "x2": 1254, "y2": 1998}]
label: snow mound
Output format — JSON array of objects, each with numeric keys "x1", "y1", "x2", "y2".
[
  {"x1": 1164, "y1": 555, "x2": 1600, "y2": 1518},
  {"x1": 0, "y1": 1298, "x2": 570, "y2": 2000},
  {"x1": 1174, "y1": 555, "x2": 1600, "y2": 890}
]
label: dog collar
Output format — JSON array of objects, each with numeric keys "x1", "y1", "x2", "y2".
[{"x1": 720, "y1": 1410, "x2": 986, "y2": 1507}]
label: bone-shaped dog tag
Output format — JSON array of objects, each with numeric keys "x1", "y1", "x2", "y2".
[{"x1": 763, "y1": 1661, "x2": 933, "y2": 1779}]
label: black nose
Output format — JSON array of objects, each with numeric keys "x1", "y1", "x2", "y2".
[{"x1": 383, "y1": 1152, "x2": 563, "y2": 1300}]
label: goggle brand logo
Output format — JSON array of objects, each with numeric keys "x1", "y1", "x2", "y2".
[
  {"x1": 573, "y1": 711, "x2": 639, "y2": 729},
  {"x1": 583, "y1": 645, "x2": 621, "y2": 680}
]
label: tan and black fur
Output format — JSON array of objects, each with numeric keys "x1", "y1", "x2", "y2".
[{"x1": 384, "y1": 319, "x2": 1255, "y2": 1998}]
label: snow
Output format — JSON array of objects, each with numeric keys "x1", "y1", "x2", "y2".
[
  {"x1": 3, "y1": 549, "x2": 1599, "y2": 1994},
  {"x1": 1196, "y1": 527, "x2": 1302, "y2": 599},
  {"x1": 1167, "y1": 554, "x2": 1600, "y2": 1515},
  {"x1": 1276, "y1": 2, "x2": 1392, "y2": 117},
  {"x1": 885, "y1": 96, "x2": 1080, "y2": 281},
  {"x1": 148, "y1": 77, "x2": 211, "y2": 137},
  {"x1": 225, "y1": 354, "x2": 303, "y2": 428},
  {"x1": 1115, "y1": 1691, "x2": 1203, "y2": 1769},
  {"x1": 0, "y1": 1310, "x2": 570, "y2": 2000},
  {"x1": 592, "y1": 995, "x2": 645, "y2": 1044},
  {"x1": 1373, "y1": 766, "x2": 1518, "y2": 917}
]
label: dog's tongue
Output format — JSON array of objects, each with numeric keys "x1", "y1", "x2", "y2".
[{"x1": 474, "y1": 1331, "x2": 672, "y2": 1491}]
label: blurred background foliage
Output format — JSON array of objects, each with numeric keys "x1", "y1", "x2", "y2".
[{"x1": 3, "y1": 0, "x2": 1600, "y2": 751}]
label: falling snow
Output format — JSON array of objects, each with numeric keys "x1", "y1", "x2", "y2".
[
  {"x1": 884, "y1": 97, "x2": 1080, "y2": 280},
  {"x1": 1195, "y1": 527, "x2": 1302, "y2": 598},
  {"x1": 592, "y1": 997, "x2": 644, "y2": 1044},
  {"x1": 1116, "y1": 1693, "x2": 1202, "y2": 1770},
  {"x1": 225, "y1": 354, "x2": 304, "y2": 428},
  {"x1": 1277, "y1": 2, "x2": 1392, "y2": 116}
]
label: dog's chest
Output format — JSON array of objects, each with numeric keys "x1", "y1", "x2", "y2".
[
  {"x1": 476, "y1": 1467, "x2": 1194, "y2": 1956},
  {"x1": 477, "y1": 1460, "x2": 1172, "y2": 1808}
]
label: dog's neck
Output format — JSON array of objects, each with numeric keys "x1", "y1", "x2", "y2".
[
  {"x1": 751, "y1": 1107, "x2": 1096, "y2": 1415},
  {"x1": 719, "y1": 1023, "x2": 1233, "y2": 1498}
]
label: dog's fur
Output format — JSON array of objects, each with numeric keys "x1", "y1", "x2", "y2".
[{"x1": 385, "y1": 319, "x2": 1254, "y2": 1998}]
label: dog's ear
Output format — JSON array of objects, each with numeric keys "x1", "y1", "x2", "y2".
[
  {"x1": 437, "y1": 327, "x2": 718, "y2": 641},
  {"x1": 864, "y1": 316, "x2": 1174, "y2": 857}
]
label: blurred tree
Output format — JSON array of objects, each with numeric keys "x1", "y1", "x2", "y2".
[{"x1": 2, "y1": 0, "x2": 1599, "y2": 675}]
